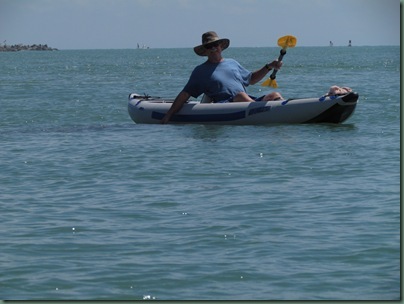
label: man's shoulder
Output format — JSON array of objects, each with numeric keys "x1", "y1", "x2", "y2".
[
  {"x1": 223, "y1": 58, "x2": 241, "y2": 66},
  {"x1": 193, "y1": 60, "x2": 210, "y2": 70},
  {"x1": 224, "y1": 58, "x2": 237, "y2": 62}
]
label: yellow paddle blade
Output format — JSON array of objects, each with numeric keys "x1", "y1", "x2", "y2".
[
  {"x1": 261, "y1": 78, "x2": 271, "y2": 86},
  {"x1": 261, "y1": 78, "x2": 278, "y2": 88},
  {"x1": 269, "y1": 79, "x2": 278, "y2": 88},
  {"x1": 278, "y1": 35, "x2": 297, "y2": 49}
]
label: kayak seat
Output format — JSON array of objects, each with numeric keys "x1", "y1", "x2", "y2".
[{"x1": 200, "y1": 94, "x2": 213, "y2": 103}]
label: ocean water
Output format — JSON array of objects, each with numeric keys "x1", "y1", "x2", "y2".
[{"x1": 0, "y1": 46, "x2": 400, "y2": 300}]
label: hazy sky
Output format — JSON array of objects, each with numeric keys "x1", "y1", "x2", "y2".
[{"x1": 0, "y1": 0, "x2": 400, "y2": 49}]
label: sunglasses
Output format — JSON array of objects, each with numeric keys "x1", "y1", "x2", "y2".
[{"x1": 205, "y1": 42, "x2": 221, "y2": 49}]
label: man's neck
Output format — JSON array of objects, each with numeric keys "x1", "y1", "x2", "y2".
[{"x1": 207, "y1": 55, "x2": 224, "y2": 64}]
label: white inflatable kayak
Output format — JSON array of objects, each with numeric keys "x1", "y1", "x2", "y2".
[{"x1": 127, "y1": 92, "x2": 358, "y2": 125}]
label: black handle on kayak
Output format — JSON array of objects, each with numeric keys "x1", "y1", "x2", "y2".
[{"x1": 129, "y1": 93, "x2": 161, "y2": 100}]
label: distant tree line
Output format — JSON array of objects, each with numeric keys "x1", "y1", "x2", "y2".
[{"x1": 0, "y1": 42, "x2": 58, "y2": 52}]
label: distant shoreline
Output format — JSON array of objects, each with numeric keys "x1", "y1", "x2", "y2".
[
  {"x1": 0, "y1": 44, "x2": 58, "y2": 52},
  {"x1": 0, "y1": 45, "x2": 398, "y2": 52}
]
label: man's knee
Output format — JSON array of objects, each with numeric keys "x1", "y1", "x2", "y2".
[
  {"x1": 264, "y1": 92, "x2": 283, "y2": 101},
  {"x1": 233, "y1": 92, "x2": 254, "y2": 102}
]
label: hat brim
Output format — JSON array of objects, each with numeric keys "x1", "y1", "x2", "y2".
[{"x1": 193, "y1": 38, "x2": 230, "y2": 56}]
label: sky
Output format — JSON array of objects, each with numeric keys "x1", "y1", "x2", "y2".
[{"x1": 0, "y1": 0, "x2": 401, "y2": 49}]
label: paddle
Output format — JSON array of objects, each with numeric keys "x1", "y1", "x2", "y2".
[{"x1": 261, "y1": 35, "x2": 297, "y2": 88}]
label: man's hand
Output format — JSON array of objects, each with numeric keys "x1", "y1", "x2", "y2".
[{"x1": 268, "y1": 59, "x2": 282, "y2": 70}]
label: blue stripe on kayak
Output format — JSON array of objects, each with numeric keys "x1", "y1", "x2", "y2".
[{"x1": 151, "y1": 111, "x2": 246, "y2": 122}]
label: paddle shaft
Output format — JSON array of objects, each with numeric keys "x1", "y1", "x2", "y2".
[{"x1": 269, "y1": 49, "x2": 286, "y2": 80}]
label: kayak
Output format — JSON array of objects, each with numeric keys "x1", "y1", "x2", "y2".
[{"x1": 127, "y1": 92, "x2": 358, "y2": 125}]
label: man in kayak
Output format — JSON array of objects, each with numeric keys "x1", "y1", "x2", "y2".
[{"x1": 161, "y1": 31, "x2": 283, "y2": 124}]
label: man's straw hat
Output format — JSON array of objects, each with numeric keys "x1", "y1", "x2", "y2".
[{"x1": 194, "y1": 31, "x2": 230, "y2": 56}]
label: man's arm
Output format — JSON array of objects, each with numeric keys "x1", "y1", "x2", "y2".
[
  {"x1": 250, "y1": 60, "x2": 282, "y2": 85},
  {"x1": 161, "y1": 91, "x2": 191, "y2": 124}
]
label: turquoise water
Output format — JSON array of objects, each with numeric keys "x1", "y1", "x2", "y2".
[{"x1": 0, "y1": 46, "x2": 400, "y2": 300}]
